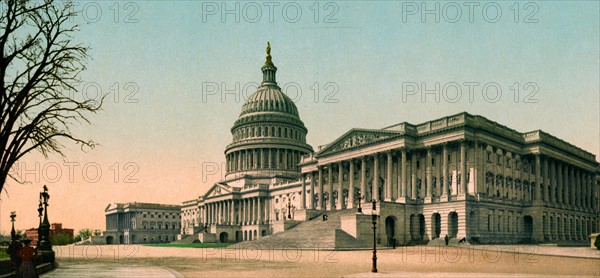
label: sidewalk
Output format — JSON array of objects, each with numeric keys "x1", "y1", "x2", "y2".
[{"x1": 41, "y1": 262, "x2": 183, "y2": 277}]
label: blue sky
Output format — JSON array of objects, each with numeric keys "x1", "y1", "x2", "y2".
[{"x1": 1, "y1": 1, "x2": 598, "y2": 233}]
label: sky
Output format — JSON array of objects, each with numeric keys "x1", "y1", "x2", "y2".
[{"x1": 1, "y1": 1, "x2": 599, "y2": 234}]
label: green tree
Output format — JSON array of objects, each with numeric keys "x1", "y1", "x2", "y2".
[
  {"x1": 50, "y1": 232, "x2": 73, "y2": 245},
  {"x1": 0, "y1": 0, "x2": 101, "y2": 193},
  {"x1": 74, "y1": 228, "x2": 91, "y2": 242},
  {"x1": 595, "y1": 236, "x2": 600, "y2": 250}
]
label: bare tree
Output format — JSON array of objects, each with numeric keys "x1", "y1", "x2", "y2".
[{"x1": 0, "y1": 0, "x2": 101, "y2": 194}]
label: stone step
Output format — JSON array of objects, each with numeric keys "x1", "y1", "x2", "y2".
[{"x1": 230, "y1": 209, "x2": 357, "y2": 250}]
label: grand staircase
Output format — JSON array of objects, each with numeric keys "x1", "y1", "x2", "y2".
[{"x1": 230, "y1": 209, "x2": 369, "y2": 250}]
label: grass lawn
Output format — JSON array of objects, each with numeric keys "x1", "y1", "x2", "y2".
[{"x1": 144, "y1": 243, "x2": 232, "y2": 248}]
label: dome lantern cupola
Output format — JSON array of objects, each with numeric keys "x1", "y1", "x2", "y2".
[{"x1": 261, "y1": 42, "x2": 278, "y2": 87}]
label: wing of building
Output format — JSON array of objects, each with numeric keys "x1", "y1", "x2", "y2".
[
  {"x1": 104, "y1": 202, "x2": 181, "y2": 244},
  {"x1": 180, "y1": 44, "x2": 600, "y2": 247}
]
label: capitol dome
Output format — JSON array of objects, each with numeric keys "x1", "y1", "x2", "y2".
[{"x1": 224, "y1": 43, "x2": 313, "y2": 179}]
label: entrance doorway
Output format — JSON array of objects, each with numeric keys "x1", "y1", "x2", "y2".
[
  {"x1": 385, "y1": 216, "x2": 396, "y2": 247},
  {"x1": 448, "y1": 212, "x2": 459, "y2": 238},
  {"x1": 219, "y1": 232, "x2": 229, "y2": 243},
  {"x1": 432, "y1": 213, "x2": 441, "y2": 239}
]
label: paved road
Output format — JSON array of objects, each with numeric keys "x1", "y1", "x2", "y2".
[{"x1": 41, "y1": 263, "x2": 183, "y2": 277}]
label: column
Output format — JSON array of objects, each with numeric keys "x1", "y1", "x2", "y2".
[
  {"x1": 220, "y1": 202, "x2": 224, "y2": 224},
  {"x1": 248, "y1": 198, "x2": 252, "y2": 224},
  {"x1": 254, "y1": 197, "x2": 258, "y2": 224},
  {"x1": 426, "y1": 148, "x2": 433, "y2": 197},
  {"x1": 550, "y1": 159, "x2": 556, "y2": 205},
  {"x1": 360, "y1": 157, "x2": 367, "y2": 201},
  {"x1": 260, "y1": 149, "x2": 265, "y2": 169},
  {"x1": 386, "y1": 151, "x2": 393, "y2": 201},
  {"x1": 442, "y1": 144, "x2": 448, "y2": 197},
  {"x1": 309, "y1": 172, "x2": 315, "y2": 209},
  {"x1": 283, "y1": 150, "x2": 288, "y2": 169},
  {"x1": 569, "y1": 166, "x2": 575, "y2": 207},
  {"x1": 399, "y1": 148, "x2": 407, "y2": 200},
  {"x1": 202, "y1": 205, "x2": 207, "y2": 226},
  {"x1": 258, "y1": 197, "x2": 263, "y2": 224},
  {"x1": 253, "y1": 150, "x2": 258, "y2": 169},
  {"x1": 420, "y1": 152, "x2": 426, "y2": 198},
  {"x1": 267, "y1": 149, "x2": 271, "y2": 168},
  {"x1": 556, "y1": 161, "x2": 563, "y2": 205},
  {"x1": 535, "y1": 155, "x2": 541, "y2": 201},
  {"x1": 240, "y1": 199, "x2": 245, "y2": 225},
  {"x1": 590, "y1": 173, "x2": 595, "y2": 210},
  {"x1": 216, "y1": 202, "x2": 220, "y2": 225},
  {"x1": 338, "y1": 161, "x2": 343, "y2": 209},
  {"x1": 543, "y1": 157, "x2": 549, "y2": 202},
  {"x1": 562, "y1": 164, "x2": 568, "y2": 206},
  {"x1": 231, "y1": 200, "x2": 235, "y2": 225},
  {"x1": 461, "y1": 141, "x2": 467, "y2": 195},
  {"x1": 318, "y1": 166, "x2": 324, "y2": 210},
  {"x1": 576, "y1": 169, "x2": 581, "y2": 209},
  {"x1": 276, "y1": 149, "x2": 280, "y2": 169},
  {"x1": 348, "y1": 160, "x2": 355, "y2": 208},
  {"x1": 246, "y1": 198, "x2": 250, "y2": 224},
  {"x1": 585, "y1": 173, "x2": 591, "y2": 210},
  {"x1": 328, "y1": 164, "x2": 334, "y2": 210},
  {"x1": 237, "y1": 152, "x2": 242, "y2": 171},
  {"x1": 581, "y1": 171, "x2": 589, "y2": 210},
  {"x1": 373, "y1": 154, "x2": 380, "y2": 201},
  {"x1": 411, "y1": 152, "x2": 417, "y2": 200},
  {"x1": 301, "y1": 174, "x2": 307, "y2": 209},
  {"x1": 222, "y1": 201, "x2": 227, "y2": 224},
  {"x1": 510, "y1": 155, "x2": 516, "y2": 199}
]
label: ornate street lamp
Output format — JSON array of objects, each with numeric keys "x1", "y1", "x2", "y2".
[
  {"x1": 10, "y1": 211, "x2": 16, "y2": 241},
  {"x1": 37, "y1": 193, "x2": 44, "y2": 248},
  {"x1": 38, "y1": 185, "x2": 52, "y2": 251},
  {"x1": 371, "y1": 199, "x2": 378, "y2": 273}
]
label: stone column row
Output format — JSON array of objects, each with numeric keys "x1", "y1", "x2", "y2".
[
  {"x1": 226, "y1": 148, "x2": 303, "y2": 173},
  {"x1": 303, "y1": 142, "x2": 478, "y2": 211}
]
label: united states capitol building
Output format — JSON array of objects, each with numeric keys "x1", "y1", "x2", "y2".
[{"x1": 180, "y1": 44, "x2": 600, "y2": 247}]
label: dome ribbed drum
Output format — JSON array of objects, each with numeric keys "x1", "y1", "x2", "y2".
[{"x1": 224, "y1": 43, "x2": 313, "y2": 179}]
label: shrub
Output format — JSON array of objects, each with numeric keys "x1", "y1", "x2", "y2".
[
  {"x1": 595, "y1": 236, "x2": 600, "y2": 250},
  {"x1": 50, "y1": 233, "x2": 74, "y2": 245}
]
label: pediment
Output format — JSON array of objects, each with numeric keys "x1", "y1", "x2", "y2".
[
  {"x1": 317, "y1": 129, "x2": 400, "y2": 156},
  {"x1": 204, "y1": 183, "x2": 232, "y2": 198}
]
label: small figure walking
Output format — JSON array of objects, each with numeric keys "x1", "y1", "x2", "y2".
[
  {"x1": 16, "y1": 238, "x2": 39, "y2": 278},
  {"x1": 444, "y1": 234, "x2": 449, "y2": 246},
  {"x1": 392, "y1": 236, "x2": 396, "y2": 249},
  {"x1": 322, "y1": 214, "x2": 328, "y2": 221}
]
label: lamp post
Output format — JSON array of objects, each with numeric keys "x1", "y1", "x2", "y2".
[
  {"x1": 371, "y1": 199, "x2": 378, "y2": 273},
  {"x1": 10, "y1": 211, "x2": 16, "y2": 241},
  {"x1": 37, "y1": 193, "x2": 43, "y2": 248},
  {"x1": 38, "y1": 185, "x2": 52, "y2": 251}
]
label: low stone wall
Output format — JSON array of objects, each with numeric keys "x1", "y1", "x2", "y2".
[
  {"x1": 272, "y1": 220, "x2": 301, "y2": 233},
  {"x1": 0, "y1": 253, "x2": 55, "y2": 278}
]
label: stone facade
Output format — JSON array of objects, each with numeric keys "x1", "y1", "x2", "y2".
[
  {"x1": 181, "y1": 45, "x2": 600, "y2": 246},
  {"x1": 104, "y1": 202, "x2": 181, "y2": 244},
  {"x1": 300, "y1": 115, "x2": 599, "y2": 245}
]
